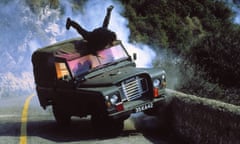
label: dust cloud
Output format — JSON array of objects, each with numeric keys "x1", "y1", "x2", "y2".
[{"x1": 0, "y1": 0, "x2": 158, "y2": 99}]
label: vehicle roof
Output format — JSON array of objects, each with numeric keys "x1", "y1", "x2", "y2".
[
  {"x1": 31, "y1": 38, "x2": 123, "y2": 86},
  {"x1": 37, "y1": 37, "x2": 82, "y2": 52},
  {"x1": 34, "y1": 38, "x2": 85, "y2": 59},
  {"x1": 33, "y1": 37, "x2": 122, "y2": 60}
]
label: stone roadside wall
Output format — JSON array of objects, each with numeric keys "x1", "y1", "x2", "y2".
[{"x1": 166, "y1": 89, "x2": 240, "y2": 144}]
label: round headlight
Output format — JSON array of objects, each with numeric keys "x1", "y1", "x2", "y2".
[
  {"x1": 110, "y1": 95, "x2": 119, "y2": 104},
  {"x1": 162, "y1": 75, "x2": 166, "y2": 80},
  {"x1": 153, "y1": 79, "x2": 160, "y2": 87},
  {"x1": 105, "y1": 96, "x2": 109, "y2": 101}
]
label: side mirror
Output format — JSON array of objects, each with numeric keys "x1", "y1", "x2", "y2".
[{"x1": 133, "y1": 53, "x2": 137, "y2": 61}]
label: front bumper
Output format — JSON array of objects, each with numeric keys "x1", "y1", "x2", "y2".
[{"x1": 108, "y1": 96, "x2": 166, "y2": 119}]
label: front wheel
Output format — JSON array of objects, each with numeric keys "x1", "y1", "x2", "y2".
[
  {"x1": 91, "y1": 114, "x2": 124, "y2": 137},
  {"x1": 52, "y1": 105, "x2": 71, "y2": 126}
]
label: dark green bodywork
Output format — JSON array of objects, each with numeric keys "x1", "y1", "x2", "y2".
[{"x1": 32, "y1": 37, "x2": 166, "y2": 121}]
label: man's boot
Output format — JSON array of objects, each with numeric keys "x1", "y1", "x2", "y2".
[{"x1": 66, "y1": 17, "x2": 71, "y2": 30}]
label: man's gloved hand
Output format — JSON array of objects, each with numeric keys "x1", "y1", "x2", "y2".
[{"x1": 107, "y1": 5, "x2": 114, "y2": 12}]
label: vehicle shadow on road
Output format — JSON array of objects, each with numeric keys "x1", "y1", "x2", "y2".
[
  {"x1": 27, "y1": 118, "x2": 97, "y2": 142},
  {"x1": 26, "y1": 114, "x2": 188, "y2": 144},
  {"x1": 25, "y1": 117, "x2": 142, "y2": 143},
  {"x1": 0, "y1": 120, "x2": 21, "y2": 137},
  {"x1": 0, "y1": 114, "x2": 187, "y2": 143}
]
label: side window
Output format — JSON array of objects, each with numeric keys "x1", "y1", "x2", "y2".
[{"x1": 55, "y1": 62, "x2": 71, "y2": 80}]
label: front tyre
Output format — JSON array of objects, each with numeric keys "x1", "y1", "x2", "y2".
[{"x1": 52, "y1": 105, "x2": 71, "y2": 126}]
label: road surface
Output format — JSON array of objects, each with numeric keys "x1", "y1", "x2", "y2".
[{"x1": 0, "y1": 93, "x2": 183, "y2": 144}]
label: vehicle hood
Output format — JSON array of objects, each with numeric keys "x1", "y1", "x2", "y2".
[{"x1": 78, "y1": 66, "x2": 152, "y2": 87}]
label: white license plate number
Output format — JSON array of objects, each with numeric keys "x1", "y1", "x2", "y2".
[{"x1": 135, "y1": 102, "x2": 153, "y2": 113}]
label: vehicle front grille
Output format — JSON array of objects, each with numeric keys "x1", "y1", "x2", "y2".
[{"x1": 119, "y1": 76, "x2": 148, "y2": 101}]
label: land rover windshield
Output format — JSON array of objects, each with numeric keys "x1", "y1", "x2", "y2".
[{"x1": 67, "y1": 43, "x2": 129, "y2": 78}]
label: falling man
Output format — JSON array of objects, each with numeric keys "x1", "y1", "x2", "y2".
[{"x1": 66, "y1": 5, "x2": 116, "y2": 54}]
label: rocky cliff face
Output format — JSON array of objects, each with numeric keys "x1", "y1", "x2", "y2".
[
  {"x1": 166, "y1": 89, "x2": 240, "y2": 144},
  {"x1": 0, "y1": 0, "x2": 67, "y2": 97}
]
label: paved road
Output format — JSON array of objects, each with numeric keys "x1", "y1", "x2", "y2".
[{"x1": 0, "y1": 94, "x2": 181, "y2": 144}]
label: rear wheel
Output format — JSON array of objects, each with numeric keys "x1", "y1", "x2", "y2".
[
  {"x1": 52, "y1": 105, "x2": 71, "y2": 126},
  {"x1": 91, "y1": 114, "x2": 124, "y2": 137}
]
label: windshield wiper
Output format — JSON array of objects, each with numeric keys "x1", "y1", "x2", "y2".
[
  {"x1": 97, "y1": 57, "x2": 129, "y2": 69},
  {"x1": 93, "y1": 61, "x2": 116, "y2": 70}
]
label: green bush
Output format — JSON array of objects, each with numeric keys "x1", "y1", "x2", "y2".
[{"x1": 121, "y1": 0, "x2": 240, "y2": 104}]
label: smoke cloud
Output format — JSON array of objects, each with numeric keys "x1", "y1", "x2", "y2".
[
  {"x1": 232, "y1": 5, "x2": 240, "y2": 24},
  {"x1": 62, "y1": 0, "x2": 156, "y2": 67},
  {"x1": 0, "y1": 0, "x2": 157, "y2": 97},
  {"x1": 224, "y1": 0, "x2": 240, "y2": 24}
]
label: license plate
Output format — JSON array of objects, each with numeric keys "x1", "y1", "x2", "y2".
[{"x1": 135, "y1": 102, "x2": 153, "y2": 113}]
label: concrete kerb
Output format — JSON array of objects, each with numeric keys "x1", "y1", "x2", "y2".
[{"x1": 165, "y1": 89, "x2": 240, "y2": 144}]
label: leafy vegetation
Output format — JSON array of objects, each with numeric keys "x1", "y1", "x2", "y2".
[{"x1": 121, "y1": 0, "x2": 240, "y2": 105}]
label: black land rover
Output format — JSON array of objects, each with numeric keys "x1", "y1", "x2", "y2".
[{"x1": 32, "y1": 38, "x2": 166, "y2": 135}]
